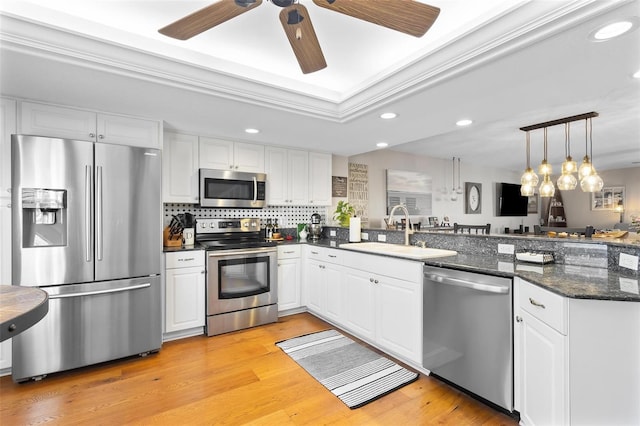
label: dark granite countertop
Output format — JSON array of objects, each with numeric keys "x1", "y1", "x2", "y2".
[{"x1": 162, "y1": 238, "x2": 639, "y2": 302}]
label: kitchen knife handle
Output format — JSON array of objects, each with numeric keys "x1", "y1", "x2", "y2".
[
  {"x1": 96, "y1": 166, "x2": 103, "y2": 261},
  {"x1": 85, "y1": 165, "x2": 92, "y2": 262}
]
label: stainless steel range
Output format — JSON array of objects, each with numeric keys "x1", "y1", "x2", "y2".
[{"x1": 196, "y1": 218, "x2": 278, "y2": 336}]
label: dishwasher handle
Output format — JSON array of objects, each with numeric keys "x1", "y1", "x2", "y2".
[{"x1": 426, "y1": 273, "x2": 509, "y2": 294}]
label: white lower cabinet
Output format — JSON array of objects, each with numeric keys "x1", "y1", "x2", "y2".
[
  {"x1": 304, "y1": 247, "x2": 422, "y2": 365},
  {"x1": 515, "y1": 277, "x2": 640, "y2": 425},
  {"x1": 164, "y1": 251, "x2": 205, "y2": 337},
  {"x1": 277, "y1": 245, "x2": 302, "y2": 312}
]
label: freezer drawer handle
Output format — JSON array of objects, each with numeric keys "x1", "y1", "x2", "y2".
[
  {"x1": 49, "y1": 283, "x2": 151, "y2": 299},
  {"x1": 426, "y1": 274, "x2": 509, "y2": 294}
]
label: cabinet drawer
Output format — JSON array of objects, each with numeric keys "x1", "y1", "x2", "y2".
[
  {"x1": 305, "y1": 246, "x2": 342, "y2": 265},
  {"x1": 165, "y1": 250, "x2": 205, "y2": 269},
  {"x1": 278, "y1": 245, "x2": 301, "y2": 259},
  {"x1": 519, "y1": 280, "x2": 567, "y2": 334},
  {"x1": 340, "y1": 250, "x2": 422, "y2": 283}
]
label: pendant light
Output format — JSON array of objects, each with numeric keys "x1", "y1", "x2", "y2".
[
  {"x1": 450, "y1": 157, "x2": 458, "y2": 201},
  {"x1": 578, "y1": 118, "x2": 594, "y2": 180},
  {"x1": 456, "y1": 157, "x2": 463, "y2": 194},
  {"x1": 520, "y1": 131, "x2": 538, "y2": 196},
  {"x1": 538, "y1": 127, "x2": 555, "y2": 197},
  {"x1": 580, "y1": 117, "x2": 604, "y2": 192},
  {"x1": 538, "y1": 127, "x2": 552, "y2": 176},
  {"x1": 557, "y1": 123, "x2": 578, "y2": 190}
]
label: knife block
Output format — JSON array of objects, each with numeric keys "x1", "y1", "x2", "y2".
[{"x1": 163, "y1": 227, "x2": 182, "y2": 247}]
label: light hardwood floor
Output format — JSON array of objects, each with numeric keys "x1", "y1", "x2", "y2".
[{"x1": 0, "y1": 313, "x2": 518, "y2": 425}]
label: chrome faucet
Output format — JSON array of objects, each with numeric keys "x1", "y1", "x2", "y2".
[{"x1": 388, "y1": 204, "x2": 413, "y2": 245}]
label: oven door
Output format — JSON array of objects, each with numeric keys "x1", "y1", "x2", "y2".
[
  {"x1": 199, "y1": 169, "x2": 266, "y2": 208},
  {"x1": 207, "y1": 247, "x2": 277, "y2": 315}
]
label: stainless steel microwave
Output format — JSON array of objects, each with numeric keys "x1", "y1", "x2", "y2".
[{"x1": 199, "y1": 169, "x2": 266, "y2": 208}]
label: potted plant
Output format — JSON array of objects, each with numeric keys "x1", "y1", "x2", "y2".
[{"x1": 333, "y1": 201, "x2": 355, "y2": 227}]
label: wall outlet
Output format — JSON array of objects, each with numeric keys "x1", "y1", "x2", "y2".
[
  {"x1": 329, "y1": 229, "x2": 336, "y2": 237},
  {"x1": 361, "y1": 232, "x2": 369, "y2": 240},
  {"x1": 378, "y1": 234, "x2": 387, "y2": 242},
  {"x1": 619, "y1": 253, "x2": 639, "y2": 271},
  {"x1": 498, "y1": 244, "x2": 515, "y2": 255}
]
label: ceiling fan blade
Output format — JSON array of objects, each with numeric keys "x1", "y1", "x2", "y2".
[
  {"x1": 279, "y1": 5, "x2": 327, "y2": 74},
  {"x1": 312, "y1": 0, "x2": 440, "y2": 37},
  {"x1": 159, "y1": 0, "x2": 263, "y2": 40}
]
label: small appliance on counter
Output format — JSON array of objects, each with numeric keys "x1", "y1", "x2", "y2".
[{"x1": 309, "y1": 213, "x2": 323, "y2": 241}]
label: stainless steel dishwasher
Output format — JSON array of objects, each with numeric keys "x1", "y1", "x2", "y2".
[{"x1": 423, "y1": 265, "x2": 513, "y2": 412}]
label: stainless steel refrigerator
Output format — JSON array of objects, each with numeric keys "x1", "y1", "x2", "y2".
[{"x1": 11, "y1": 134, "x2": 162, "y2": 382}]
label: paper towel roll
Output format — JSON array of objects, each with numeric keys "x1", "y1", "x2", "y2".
[{"x1": 349, "y1": 217, "x2": 361, "y2": 242}]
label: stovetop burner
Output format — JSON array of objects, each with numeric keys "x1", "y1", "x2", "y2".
[{"x1": 195, "y1": 217, "x2": 275, "y2": 251}]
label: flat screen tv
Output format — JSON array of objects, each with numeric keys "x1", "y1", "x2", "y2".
[{"x1": 496, "y1": 182, "x2": 528, "y2": 216}]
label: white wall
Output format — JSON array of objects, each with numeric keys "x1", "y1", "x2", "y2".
[
  {"x1": 561, "y1": 167, "x2": 640, "y2": 229},
  {"x1": 347, "y1": 149, "x2": 540, "y2": 232}
]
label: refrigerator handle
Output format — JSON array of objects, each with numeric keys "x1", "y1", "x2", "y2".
[
  {"x1": 96, "y1": 165, "x2": 103, "y2": 261},
  {"x1": 85, "y1": 165, "x2": 92, "y2": 262}
]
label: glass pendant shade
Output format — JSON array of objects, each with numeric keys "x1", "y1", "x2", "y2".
[
  {"x1": 580, "y1": 169, "x2": 604, "y2": 192},
  {"x1": 538, "y1": 160, "x2": 552, "y2": 176},
  {"x1": 520, "y1": 167, "x2": 539, "y2": 187},
  {"x1": 520, "y1": 183, "x2": 535, "y2": 196},
  {"x1": 578, "y1": 155, "x2": 593, "y2": 179},
  {"x1": 539, "y1": 174, "x2": 555, "y2": 197},
  {"x1": 561, "y1": 156, "x2": 577, "y2": 174},
  {"x1": 557, "y1": 172, "x2": 577, "y2": 190}
]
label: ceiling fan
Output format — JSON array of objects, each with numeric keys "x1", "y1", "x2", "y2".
[{"x1": 159, "y1": 0, "x2": 440, "y2": 74}]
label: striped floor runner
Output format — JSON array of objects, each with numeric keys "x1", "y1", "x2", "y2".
[{"x1": 276, "y1": 329, "x2": 418, "y2": 409}]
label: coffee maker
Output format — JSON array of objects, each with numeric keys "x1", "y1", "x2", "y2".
[{"x1": 309, "y1": 213, "x2": 323, "y2": 241}]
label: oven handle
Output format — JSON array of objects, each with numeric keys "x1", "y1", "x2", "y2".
[
  {"x1": 253, "y1": 177, "x2": 257, "y2": 203},
  {"x1": 208, "y1": 247, "x2": 277, "y2": 257}
]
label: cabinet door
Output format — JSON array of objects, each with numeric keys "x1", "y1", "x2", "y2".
[
  {"x1": 96, "y1": 113, "x2": 160, "y2": 148},
  {"x1": 519, "y1": 310, "x2": 567, "y2": 426},
  {"x1": 165, "y1": 266, "x2": 206, "y2": 333},
  {"x1": 1, "y1": 97, "x2": 16, "y2": 196},
  {"x1": 324, "y1": 263, "x2": 343, "y2": 325},
  {"x1": 199, "y1": 137, "x2": 234, "y2": 170},
  {"x1": 162, "y1": 132, "x2": 199, "y2": 203},
  {"x1": 0, "y1": 339, "x2": 10, "y2": 371},
  {"x1": 308, "y1": 152, "x2": 332, "y2": 205},
  {"x1": 376, "y1": 275, "x2": 421, "y2": 363},
  {"x1": 288, "y1": 149, "x2": 309, "y2": 205},
  {"x1": 342, "y1": 267, "x2": 376, "y2": 341},
  {"x1": 19, "y1": 101, "x2": 96, "y2": 141},
  {"x1": 278, "y1": 257, "x2": 301, "y2": 311},
  {"x1": 305, "y1": 259, "x2": 325, "y2": 315},
  {"x1": 265, "y1": 147, "x2": 288, "y2": 205},
  {"x1": 234, "y1": 142, "x2": 264, "y2": 172}
]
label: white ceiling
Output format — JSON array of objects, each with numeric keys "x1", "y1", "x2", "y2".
[{"x1": 1, "y1": 0, "x2": 639, "y2": 173}]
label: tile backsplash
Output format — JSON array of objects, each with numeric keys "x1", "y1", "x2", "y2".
[{"x1": 164, "y1": 203, "x2": 329, "y2": 228}]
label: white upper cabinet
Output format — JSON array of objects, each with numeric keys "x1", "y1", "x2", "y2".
[
  {"x1": 265, "y1": 147, "x2": 331, "y2": 206},
  {"x1": 19, "y1": 101, "x2": 161, "y2": 148},
  {"x1": 1, "y1": 97, "x2": 16, "y2": 196},
  {"x1": 199, "y1": 137, "x2": 264, "y2": 173},
  {"x1": 162, "y1": 132, "x2": 199, "y2": 203}
]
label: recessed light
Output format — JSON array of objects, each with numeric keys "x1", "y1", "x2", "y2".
[
  {"x1": 376, "y1": 142, "x2": 389, "y2": 148},
  {"x1": 590, "y1": 18, "x2": 638, "y2": 41},
  {"x1": 380, "y1": 112, "x2": 397, "y2": 120},
  {"x1": 456, "y1": 119, "x2": 473, "y2": 126},
  {"x1": 634, "y1": 69, "x2": 640, "y2": 79},
  {"x1": 245, "y1": 128, "x2": 259, "y2": 134}
]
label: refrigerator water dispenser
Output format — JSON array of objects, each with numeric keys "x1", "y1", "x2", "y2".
[{"x1": 22, "y1": 188, "x2": 67, "y2": 247}]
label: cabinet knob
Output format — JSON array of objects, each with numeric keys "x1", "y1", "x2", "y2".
[
  {"x1": 374, "y1": 279, "x2": 379, "y2": 284},
  {"x1": 235, "y1": 165, "x2": 239, "y2": 169},
  {"x1": 98, "y1": 134, "x2": 104, "y2": 139},
  {"x1": 369, "y1": 278, "x2": 374, "y2": 283},
  {"x1": 201, "y1": 270, "x2": 205, "y2": 274},
  {"x1": 89, "y1": 133, "x2": 95, "y2": 138},
  {"x1": 516, "y1": 315, "x2": 523, "y2": 323}
]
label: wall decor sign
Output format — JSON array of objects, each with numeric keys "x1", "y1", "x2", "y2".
[
  {"x1": 464, "y1": 182, "x2": 482, "y2": 214},
  {"x1": 385, "y1": 169, "x2": 433, "y2": 215},
  {"x1": 528, "y1": 194, "x2": 539, "y2": 214},
  {"x1": 332, "y1": 176, "x2": 347, "y2": 197},
  {"x1": 348, "y1": 163, "x2": 369, "y2": 226},
  {"x1": 591, "y1": 186, "x2": 624, "y2": 211}
]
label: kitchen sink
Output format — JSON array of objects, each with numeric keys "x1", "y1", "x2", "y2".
[{"x1": 339, "y1": 242, "x2": 457, "y2": 260}]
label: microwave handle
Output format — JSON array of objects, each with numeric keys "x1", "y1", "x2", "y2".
[{"x1": 253, "y1": 176, "x2": 257, "y2": 202}]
